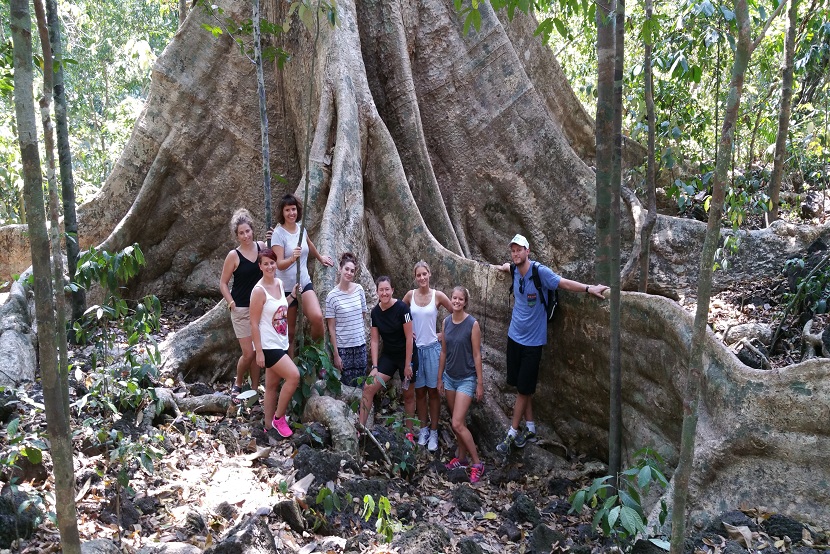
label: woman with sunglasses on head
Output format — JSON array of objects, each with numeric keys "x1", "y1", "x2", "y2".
[
  {"x1": 219, "y1": 208, "x2": 267, "y2": 404},
  {"x1": 325, "y1": 253, "x2": 368, "y2": 387},
  {"x1": 437, "y1": 286, "x2": 485, "y2": 483},
  {"x1": 250, "y1": 248, "x2": 301, "y2": 439},
  {"x1": 359, "y1": 276, "x2": 419, "y2": 440},
  {"x1": 402, "y1": 261, "x2": 452, "y2": 452},
  {"x1": 269, "y1": 193, "x2": 334, "y2": 356}
]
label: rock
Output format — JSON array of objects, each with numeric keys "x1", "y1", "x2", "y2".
[
  {"x1": 10, "y1": 452, "x2": 48, "y2": 484},
  {"x1": 214, "y1": 501, "x2": 237, "y2": 521},
  {"x1": 547, "y1": 477, "x2": 577, "y2": 497},
  {"x1": 723, "y1": 323, "x2": 773, "y2": 345},
  {"x1": 452, "y1": 484, "x2": 482, "y2": 513},
  {"x1": 183, "y1": 510, "x2": 207, "y2": 535},
  {"x1": 0, "y1": 282, "x2": 36, "y2": 388},
  {"x1": 274, "y1": 499, "x2": 305, "y2": 533},
  {"x1": 136, "y1": 543, "x2": 202, "y2": 554},
  {"x1": 361, "y1": 425, "x2": 414, "y2": 475},
  {"x1": 189, "y1": 382, "x2": 215, "y2": 396},
  {"x1": 391, "y1": 522, "x2": 450, "y2": 554},
  {"x1": 81, "y1": 539, "x2": 121, "y2": 554},
  {"x1": 762, "y1": 513, "x2": 805, "y2": 541},
  {"x1": 735, "y1": 341, "x2": 767, "y2": 369},
  {"x1": 458, "y1": 537, "x2": 484, "y2": 554},
  {"x1": 801, "y1": 192, "x2": 824, "y2": 219},
  {"x1": 487, "y1": 466, "x2": 524, "y2": 486},
  {"x1": 344, "y1": 530, "x2": 374, "y2": 554},
  {"x1": 446, "y1": 467, "x2": 470, "y2": 483},
  {"x1": 0, "y1": 489, "x2": 41, "y2": 548},
  {"x1": 293, "y1": 444, "x2": 345, "y2": 487},
  {"x1": 204, "y1": 515, "x2": 279, "y2": 553},
  {"x1": 0, "y1": 225, "x2": 30, "y2": 284},
  {"x1": 134, "y1": 494, "x2": 161, "y2": 516},
  {"x1": 522, "y1": 444, "x2": 561, "y2": 476},
  {"x1": 292, "y1": 421, "x2": 332, "y2": 449},
  {"x1": 791, "y1": 547, "x2": 820, "y2": 554},
  {"x1": 722, "y1": 541, "x2": 748, "y2": 554},
  {"x1": 0, "y1": 390, "x2": 19, "y2": 423},
  {"x1": 497, "y1": 520, "x2": 522, "y2": 542},
  {"x1": 541, "y1": 499, "x2": 571, "y2": 516},
  {"x1": 705, "y1": 510, "x2": 759, "y2": 534},
  {"x1": 395, "y1": 500, "x2": 426, "y2": 523},
  {"x1": 340, "y1": 477, "x2": 389, "y2": 501},
  {"x1": 631, "y1": 539, "x2": 669, "y2": 554},
  {"x1": 506, "y1": 493, "x2": 540, "y2": 526},
  {"x1": 529, "y1": 524, "x2": 567, "y2": 553}
]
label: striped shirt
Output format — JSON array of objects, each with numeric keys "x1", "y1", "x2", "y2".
[{"x1": 325, "y1": 285, "x2": 368, "y2": 348}]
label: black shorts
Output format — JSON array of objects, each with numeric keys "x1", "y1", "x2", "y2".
[
  {"x1": 263, "y1": 348, "x2": 288, "y2": 368},
  {"x1": 506, "y1": 337, "x2": 543, "y2": 395},
  {"x1": 377, "y1": 350, "x2": 419, "y2": 382},
  {"x1": 288, "y1": 282, "x2": 315, "y2": 308}
]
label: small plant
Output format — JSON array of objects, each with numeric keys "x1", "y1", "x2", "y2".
[
  {"x1": 362, "y1": 494, "x2": 404, "y2": 543},
  {"x1": 0, "y1": 418, "x2": 50, "y2": 540},
  {"x1": 569, "y1": 448, "x2": 669, "y2": 550},
  {"x1": 290, "y1": 340, "x2": 341, "y2": 416}
]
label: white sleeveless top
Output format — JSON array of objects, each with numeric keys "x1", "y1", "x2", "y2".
[
  {"x1": 410, "y1": 289, "x2": 438, "y2": 347},
  {"x1": 255, "y1": 280, "x2": 290, "y2": 351}
]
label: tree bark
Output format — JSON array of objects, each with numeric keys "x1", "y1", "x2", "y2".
[
  {"x1": 766, "y1": 0, "x2": 798, "y2": 225},
  {"x1": 45, "y1": 0, "x2": 85, "y2": 323},
  {"x1": 253, "y1": 0, "x2": 273, "y2": 235},
  {"x1": 638, "y1": 0, "x2": 657, "y2": 293},
  {"x1": 595, "y1": 0, "x2": 615, "y2": 284},
  {"x1": 9, "y1": 1, "x2": 80, "y2": 551}
]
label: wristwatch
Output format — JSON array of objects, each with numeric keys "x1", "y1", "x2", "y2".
[{"x1": 585, "y1": 285, "x2": 590, "y2": 293}]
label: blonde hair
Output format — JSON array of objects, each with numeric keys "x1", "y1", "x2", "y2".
[
  {"x1": 452, "y1": 286, "x2": 469, "y2": 309},
  {"x1": 413, "y1": 260, "x2": 431, "y2": 274},
  {"x1": 230, "y1": 208, "x2": 255, "y2": 240}
]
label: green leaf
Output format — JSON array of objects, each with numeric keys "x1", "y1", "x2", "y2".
[
  {"x1": 570, "y1": 489, "x2": 586, "y2": 513},
  {"x1": 21, "y1": 446, "x2": 42, "y2": 464},
  {"x1": 720, "y1": 6, "x2": 735, "y2": 20},
  {"x1": 637, "y1": 465, "x2": 652, "y2": 489},
  {"x1": 463, "y1": 9, "x2": 481, "y2": 34},
  {"x1": 607, "y1": 505, "x2": 620, "y2": 530},
  {"x1": 552, "y1": 17, "x2": 567, "y2": 39},
  {"x1": 620, "y1": 505, "x2": 642, "y2": 536}
]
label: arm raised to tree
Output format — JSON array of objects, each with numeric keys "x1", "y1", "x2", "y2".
[
  {"x1": 307, "y1": 237, "x2": 333, "y2": 267},
  {"x1": 558, "y1": 278, "x2": 608, "y2": 299}
]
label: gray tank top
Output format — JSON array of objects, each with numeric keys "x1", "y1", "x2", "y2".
[{"x1": 443, "y1": 314, "x2": 477, "y2": 379}]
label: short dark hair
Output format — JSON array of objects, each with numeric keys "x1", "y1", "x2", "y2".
[
  {"x1": 339, "y1": 252, "x2": 358, "y2": 268},
  {"x1": 376, "y1": 275, "x2": 392, "y2": 287},
  {"x1": 258, "y1": 248, "x2": 278, "y2": 264},
  {"x1": 277, "y1": 194, "x2": 303, "y2": 225}
]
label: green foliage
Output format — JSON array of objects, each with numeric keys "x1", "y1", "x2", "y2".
[
  {"x1": 1, "y1": 418, "x2": 47, "y2": 482},
  {"x1": 361, "y1": 494, "x2": 404, "y2": 543},
  {"x1": 569, "y1": 448, "x2": 669, "y2": 549},
  {"x1": 783, "y1": 255, "x2": 830, "y2": 314},
  {"x1": 290, "y1": 340, "x2": 341, "y2": 416}
]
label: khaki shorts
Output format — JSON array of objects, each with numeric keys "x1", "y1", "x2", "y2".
[{"x1": 230, "y1": 306, "x2": 252, "y2": 339}]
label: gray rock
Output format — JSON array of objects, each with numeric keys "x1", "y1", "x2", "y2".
[
  {"x1": 446, "y1": 467, "x2": 470, "y2": 483},
  {"x1": 763, "y1": 513, "x2": 805, "y2": 540},
  {"x1": 136, "y1": 542, "x2": 202, "y2": 554},
  {"x1": 541, "y1": 499, "x2": 571, "y2": 516},
  {"x1": 521, "y1": 444, "x2": 560, "y2": 476},
  {"x1": 274, "y1": 499, "x2": 305, "y2": 533},
  {"x1": 529, "y1": 524, "x2": 567, "y2": 553},
  {"x1": 204, "y1": 515, "x2": 279, "y2": 554},
  {"x1": 705, "y1": 510, "x2": 759, "y2": 534},
  {"x1": 506, "y1": 493, "x2": 540, "y2": 525},
  {"x1": 81, "y1": 539, "x2": 121, "y2": 554},
  {"x1": 391, "y1": 522, "x2": 450, "y2": 554},
  {"x1": 631, "y1": 539, "x2": 669, "y2": 554},
  {"x1": 340, "y1": 477, "x2": 389, "y2": 500},
  {"x1": 0, "y1": 282, "x2": 36, "y2": 388},
  {"x1": 344, "y1": 530, "x2": 374, "y2": 554},
  {"x1": 459, "y1": 537, "x2": 484, "y2": 554},
  {"x1": 723, "y1": 323, "x2": 772, "y2": 345},
  {"x1": 497, "y1": 520, "x2": 522, "y2": 542},
  {"x1": 452, "y1": 484, "x2": 482, "y2": 513},
  {"x1": 293, "y1": 444, "x2": 347, "y2": 486},
  {"x1": 0, "y1": 489, "x2": 42, "y2": 548}
]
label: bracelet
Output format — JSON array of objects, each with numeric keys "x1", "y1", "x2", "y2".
[
  {"x1": 585, "y1": 285, "x2": 590, "y2": 293},
  {"x1": 228, "y1": 301, "x2": 235, "y2": 310},
  {"x1": 372, "y1": 364, "x2": 378, "y2": 369}
]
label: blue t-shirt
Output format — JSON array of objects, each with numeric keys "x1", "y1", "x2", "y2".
[{"x1": 507, "y1": 261, "x2": 561, "y2": 347}]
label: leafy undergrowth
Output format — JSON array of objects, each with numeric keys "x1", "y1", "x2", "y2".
[{"x1": 2, "y1": 298, "x2": 828, "y2": 554}]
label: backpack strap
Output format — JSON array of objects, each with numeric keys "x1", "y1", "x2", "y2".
[
  {"x1": 530, "y1": 261, "x2": 549, "y2": 312},
  {"x1": 509, "y1": 263, "x2": 517, "y2": 296}
]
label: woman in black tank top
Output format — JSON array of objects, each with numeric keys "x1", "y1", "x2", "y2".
[{"x1": 220, "y1": 209, "x2": 267, "y2": 403}]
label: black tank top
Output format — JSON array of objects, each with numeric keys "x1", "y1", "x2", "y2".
[{"x1": 230, "y1": 245, "x2": 262, "y2": 307}]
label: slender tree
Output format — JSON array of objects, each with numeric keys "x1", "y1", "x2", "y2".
[
  {"x1": 253, "y1": 0, "x2": 272, "y2": 240},
  {"x1": 608, "y1": 0, "x2": 623, "y2": 488},
  {"x1": 638, "y1": 0, "x2": 657, "y2": 293},
  {"x1": 45, "y1": 0, "x2": 85, "y2": 324},
  {"x1": 9, "y1": 0, "x2": 80, "y2": 550},
  {"x1": 595, "y1": 0, "x2": 615, "y2": 284},
  {"x1": 670, "y1": 1, "x2": 785, "y2": 551},
  {"x1": 766, "y1": 0, "x2": 799, "y2": 225}
]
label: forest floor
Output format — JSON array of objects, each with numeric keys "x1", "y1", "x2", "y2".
[{"x1": 3, "y1": 281, "x2": 829, "y2": 554}]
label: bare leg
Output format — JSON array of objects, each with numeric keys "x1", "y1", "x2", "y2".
[
  {"x1": 402, "y1": 384, "x2": 416, "y2": 430},
  {"x1": 272, "y1": 355, "x2": 300, "y2": 420},
  {"x1": 445, "y1": 390, "x2": 468, "y2": 461},
  {"x1": 286, "y1": 304, "x2": 298, "y2": 358},
  {"x1": 415, "y1": 386, "x2": 428, "y2": 428},
  {"x1": 235, "y1": 337, "x2": 256, "y2": 387},
  {"x1": 428, "y1": 387, "x2": 440, "y2": 430},
  {"x1": 359, "y1": 370, "x2": 391, "y2": 426},
  {"x1": 449, "y1": 391, "x2": 479, "y2": 465},
  {"x1": 301, "y1": 289, "x2": 326, "y2": 342},
  {"x1": 511, "y1": 393, "x2": 532, "y2": 430}
]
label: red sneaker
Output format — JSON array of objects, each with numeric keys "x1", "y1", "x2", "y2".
[
  {"x1": 273, "y1": 414, "x2": 293, "y2": 438},
  {"x1": 470, "y1": 463, "x2": 485, "y2": 484}
]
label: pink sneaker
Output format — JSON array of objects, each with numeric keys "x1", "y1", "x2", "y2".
[
  {"x1": 469, "y1": 463, "x2": 485, "y2": 484},
  {"x1": 445, "y1": 457, "x2": 468, "y2": 470},
  {"x1": 272, "y1": 414, "x2": 293, "y2": 438}
]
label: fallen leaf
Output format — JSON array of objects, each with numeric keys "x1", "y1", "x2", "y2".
[{"x1": 723, "y1": 521, "x2": 753, "y2": 547}]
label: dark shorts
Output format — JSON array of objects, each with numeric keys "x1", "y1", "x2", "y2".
[
  {"x1": 288, "y1": 282, "x2": 314, "y2": 308},
  {"x1": 506, "y1": 337, "x2": 543, "y2": 395},
  {"x1": 339, "y1": 344, "x2": 367, "y2": 387},
  {"x1": 377, "y1": 350, "x2": 419, "y2": 381},
  {"x1": 263, "y1": 348, "x2": 288, "y2": 368}
]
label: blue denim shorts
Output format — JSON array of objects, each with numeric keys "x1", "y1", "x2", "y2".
[
  {"x1": 414, "y1": 341, "x2": 441, "y2": 389},
  {"x1": 442, "y1": 373, "x2": 477, "y2": 398}
]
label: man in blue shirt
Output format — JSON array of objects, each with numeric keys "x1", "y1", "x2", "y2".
[{"x1": 495, "y1": 234, "x2": 608, "y2": 453}]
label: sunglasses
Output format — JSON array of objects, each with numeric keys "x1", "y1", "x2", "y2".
[{"x1": 519, "y1": 277, "x2": 525, "y2": 295}]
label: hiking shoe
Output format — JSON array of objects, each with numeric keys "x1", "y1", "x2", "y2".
[
  {"x1": 230, "y1": 385, "x2": 242, "y2": 405},
  {"x1": 272, "y1": 414, "x2": 293, "y2": 438},
  {"x1": 428, "y1": 429, "x2": 439, "y2": 452},
  {"x1": 496, "y1": 433, "x2": 515, "y2": 454},
  {"x1": 418, "y1": 427, "x2": 430, "y2": 446},
  {"x1": 514, "y1": 428, "x2": 537, "y2": 448},
  {"x1": 405, "y1": 432, "x2": 416, "y2": 445},
  {"x1": 470, "y1": 463, "x2": 485, "y2": 484},
  {"x1": 445, "y1": 457, "x2": 468, "y2": 470}
]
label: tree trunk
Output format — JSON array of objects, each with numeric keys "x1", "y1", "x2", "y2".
[
  {"x1": 64, "y1": 0, "x2": 830, "y2": 531},
  {"x1": 670, "y1": 1, "x2": 784, "y2": 550},
  {"x1": 766, "y1": 0, "x2": 798, "y2": 225},
  {"x1": 638, "y1": 0, "x2": 657, "y2": 293},
  {"x1": 253, "y1": 0, "x2": 272, "y2": 235},
  {"x1": 45, "y1": 0, "x2": 85, "y2": 323},
  {"x1": 608, "y1": 0, "x2": 623, "y2": 487},
  {"x1": 9, "y1": 0, "x2": 80, "y2": 551},
  {"x1": 595, "y1": 0, "x2": 615, "y2": 284}
]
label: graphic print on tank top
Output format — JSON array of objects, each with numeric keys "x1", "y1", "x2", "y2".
[{"x1": 273, "y1": 305, "x2": 288, "y2": 337}]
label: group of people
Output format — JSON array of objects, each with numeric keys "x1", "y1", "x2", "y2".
[{"x1": 219, "y1": 194, "x2": 608, "y2": 482}]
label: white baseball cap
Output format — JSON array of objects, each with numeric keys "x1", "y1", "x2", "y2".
[{"x1": 509, "y1": 234, "x2": 530, "y2": 249}]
